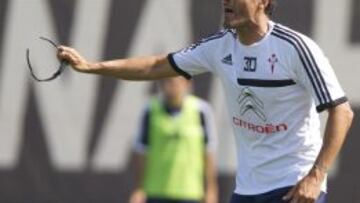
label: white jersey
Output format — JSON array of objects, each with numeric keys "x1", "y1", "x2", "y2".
[{"x1": 168, "y1": 21, "x2": 347, "y2": 195}]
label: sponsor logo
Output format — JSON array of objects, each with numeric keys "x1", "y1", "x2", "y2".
[
  {"x1": 232, "y1": 116, "x2": 288, "y2": 134},
  {"x1": 235, "y1": 87, "x2": 288, "y2": 134},
  {"x1": 221, "y1": 54, "x2": 233, "y2": 65},
  {"x1": 238, "y1": 87, "x2": 266, "y2": 121}
]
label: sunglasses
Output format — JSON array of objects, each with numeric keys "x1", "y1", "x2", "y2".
[{"x1": 26, "y1": 37, "x2": 67, "y2": 82}]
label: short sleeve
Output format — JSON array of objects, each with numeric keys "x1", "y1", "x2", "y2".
[
  {"x1": 294, "y1": 36, "x2": 347, "y2": 112},
  {"x1": 133, "y1": 106, "x2": 150, "y2": 154},
  {"x1": 167, "y1": 31, "x2": 230, "y2": 78}
]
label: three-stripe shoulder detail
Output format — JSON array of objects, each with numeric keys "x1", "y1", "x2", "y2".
[
  {"x1": 198, "y1": 29, "x2": 233, "y2": 44},
  {"x1": 270, "y1": 24, "x2": 332, "y2": 106}
]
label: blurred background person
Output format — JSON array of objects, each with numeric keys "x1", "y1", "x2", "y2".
[{"x1": 129, "y1": 77, "x2": 218, "y2": 203}]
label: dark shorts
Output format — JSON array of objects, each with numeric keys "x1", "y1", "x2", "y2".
[
  {"x1": 147, "y1": 197, "x2": 200, "y2": 203},
  {"x1": 230, "y1": 186, "x2": 327, "y2": 203}
]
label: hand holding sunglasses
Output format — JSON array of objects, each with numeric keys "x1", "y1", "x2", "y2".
[
  {"x1": 56, "y1": 45, "x2": 90, "y2": 73},
  {"x1": 26, "y1": 37, "x2": 90, "y2": 82}
]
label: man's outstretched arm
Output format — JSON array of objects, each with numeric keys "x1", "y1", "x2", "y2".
[{"x1": 57, "y1": 46, "x2": 180, "y2": 80}]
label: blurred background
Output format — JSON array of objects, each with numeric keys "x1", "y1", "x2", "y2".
[{"x1": 0, "y1": 0, "x2": 359, "y2": 202}]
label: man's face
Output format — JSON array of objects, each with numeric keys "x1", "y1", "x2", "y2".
[
  {"x1": 159, "y1": 77, "x2": 190, "y2": 104},
  {"x1": 223, "y1": 0, "x2": 266, "y2": 29}
]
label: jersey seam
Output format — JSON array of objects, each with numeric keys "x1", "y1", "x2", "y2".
[
  {"x1": 316, "y1": 96, "x2": 348, "y2": 112},
  {"x1": 167, "y1": 53, "x2": 192, "y2": 79}
]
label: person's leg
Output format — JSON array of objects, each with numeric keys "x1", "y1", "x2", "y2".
[
  {"x1": 255, "y1": 187, "x2": 327, "y2": 203},
  {"x1": 255, "y1": 186, "x2": 293, "y2": 203},
  {"x1": 229, "y1": 187, "x2": 327, "y2": 203},
  {"x1": 172, "y1": 200, "x2": 200, "y2": 203},
  {"x1": 146, "y1": 198, "x2": 169, "y2": 203},
  {"x1": 260, "y1": 188, "x2": 327, "y2": 203},
  {"x1": 147, "y1": 198, "x2": 200, "y2": 203},
  {"x1": 229, "y1": 192, "x2": 254, "y2": 203}
]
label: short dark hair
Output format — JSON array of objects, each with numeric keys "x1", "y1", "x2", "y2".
[{"x1": 265, "y1": 0, "x2": 276, "y2": 17}]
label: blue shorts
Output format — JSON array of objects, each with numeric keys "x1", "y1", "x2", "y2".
[
  {"x1": 147, "y1": 198, "x2": 200, "y2": 203},
  {"x1": 230, "y1": 186, "x2": 327, "y2": 203}
]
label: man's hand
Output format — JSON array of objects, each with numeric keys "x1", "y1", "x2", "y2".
[
  {"x1": 129, "y1": 188, "x2": 146, "y2": 203},
  {"x1": 283, "y1": 167, "x2": 325, "y2": 203},
  {"x1": 57, "y1": 46, "x2": 91, "y2": 72},
  {"x1": 204, "y1": 188, "x2": 218, "y2": 203}
]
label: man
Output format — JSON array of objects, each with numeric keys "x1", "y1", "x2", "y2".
[
  {"x1": 57, "y1": 0, "x2": 354, "y2": 202},
  {"x1": 129, "y1": 77, "x2": 218, "y2": 203}
]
